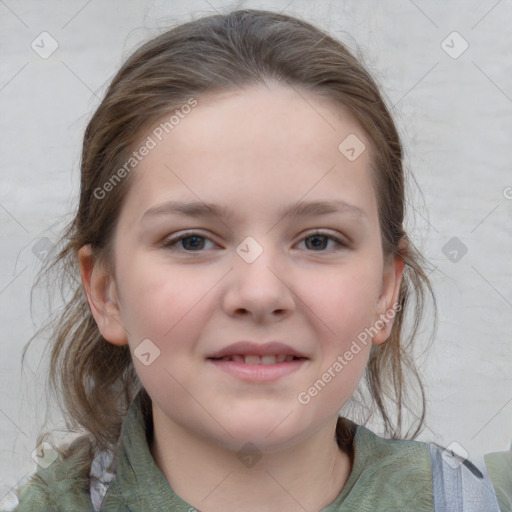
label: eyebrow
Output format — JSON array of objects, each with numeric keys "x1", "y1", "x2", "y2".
[{"x1": 141, "y1": 199, "x2": 366, "y2": 224}]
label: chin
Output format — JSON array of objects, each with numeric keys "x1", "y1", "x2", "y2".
[{"x1": 209, "y1": 412, "x2": 310, "y2": 453}]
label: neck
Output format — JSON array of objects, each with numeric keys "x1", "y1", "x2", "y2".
[{"x1": 149, "y1": 408, "x2": 353, "y2": 512}]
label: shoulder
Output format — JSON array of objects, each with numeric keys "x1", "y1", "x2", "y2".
[
  {"x1": 6, "y1": 436, "x2": 96, "y2": 512},
  {"x1": 339, "y1": 424, "x2": 434, "y2": 510},
  {"x1": 352, "y1": 424, "x2": 433, "y2": 477},
  {"x1": 485, "y1": 448, "x2": 512, "y2": 512},
  {"x1": 6, "y1": 472, "x2": 60, "y2": 512}
]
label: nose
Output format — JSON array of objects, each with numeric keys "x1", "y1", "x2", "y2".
[{"x1": 222, "y1": 237, "x2": 296, "y2": 323}]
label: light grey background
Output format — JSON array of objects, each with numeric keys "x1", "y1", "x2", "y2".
[{"x1": 1, "y1": 0, "x2": 511, "y2": 505}]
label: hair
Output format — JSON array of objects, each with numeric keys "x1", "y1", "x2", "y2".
[{"x1": 24, "y1": 8, "x2": 436, "y2": 471}]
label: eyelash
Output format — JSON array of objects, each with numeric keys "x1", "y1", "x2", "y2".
[{"x1": 161, "y1": 230, "x2": 348, "y2": 253}]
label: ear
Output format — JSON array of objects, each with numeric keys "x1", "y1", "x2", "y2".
[
  {"x1": 372, "y1": 239, "x2": 406, "y2": 346},
  {"x1": 78, "y1": 245, "x2": 128, "y2": 346}
]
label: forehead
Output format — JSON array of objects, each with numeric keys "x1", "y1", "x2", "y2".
[
  {"x1": 119, "y1": 84, "x2": 378, "y2": 225},
  {"x1": 158, "y1": 84, "x2": 367, "y2": 160}
]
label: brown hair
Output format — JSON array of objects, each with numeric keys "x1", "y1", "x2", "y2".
[{"x1": 24, "y1": 8, "x2": 436, "y2": 468}]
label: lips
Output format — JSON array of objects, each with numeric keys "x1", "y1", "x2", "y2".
[
  {"x1": 207, "y1": 341, "x2": 308, "y2": 382},
  {"x1": 215, "y1": 354, "x2": 298, "y2": 365},
  {"x1": 207, "y1": 341, "x2": 308, "y2": 365}
]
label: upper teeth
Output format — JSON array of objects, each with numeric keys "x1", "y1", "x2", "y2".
[{"x1": 219, "y1": 354, "x2": 296, "y2": 364}]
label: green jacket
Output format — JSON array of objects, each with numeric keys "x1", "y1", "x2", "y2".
[{"x1": 6, "y1": 391, "x2": 511, "y2": 511}]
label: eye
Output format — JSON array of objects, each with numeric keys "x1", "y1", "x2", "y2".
[
  {"x1": 297, "y1": 230, "x2": 347, "y2": 251},
  {"x1": 161, "y1": 230, "x2": 347, "y2": 253},
  {"x1": 161, "y1": 231, "x2": 216, "y2": 252}
]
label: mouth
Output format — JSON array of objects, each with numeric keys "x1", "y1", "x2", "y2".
[
  {"x1": 209, "y1": 354, "x2": 306, "y2": 365},
  {"x1": 206, "y1": 341, "x2": 309, "y2": 381}
]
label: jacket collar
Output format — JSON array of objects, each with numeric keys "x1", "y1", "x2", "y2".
[
  {"x1": 103, "y1": 390, "x2": 430, "y2": 511},
  {"x1": 102, "y1": 389, "x2": 194, "y2": 511}
]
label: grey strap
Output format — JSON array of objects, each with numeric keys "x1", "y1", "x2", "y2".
[{"x1": 429, "y1": 443, "x2": 501, "y2": 511}]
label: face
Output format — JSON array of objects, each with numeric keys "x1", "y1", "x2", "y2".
[{"x1": 82, "y1": 84, "x2": 403, "y2": 453}]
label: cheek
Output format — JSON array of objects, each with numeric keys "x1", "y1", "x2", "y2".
[
  {"x1": 303, "y1": 264, "x2": 382, "y2": 339},
  {"x1": 115, "y1": 255, "x2": 195, "y2": 340},
  {"x1": 120, "y1": 264, "x2": 212, "y2": 396}
]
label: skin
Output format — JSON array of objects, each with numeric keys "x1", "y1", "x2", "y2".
[{"x1": 79, "y1": 83, "x2": 405, "y2": 512}]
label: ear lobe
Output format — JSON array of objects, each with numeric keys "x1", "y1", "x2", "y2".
[
  {"x1": 372, "y1": 252, "x2": 405, "y2": 346},
  {"x1": 78, "y1": 245, "x2": 128, "y2": 346}
]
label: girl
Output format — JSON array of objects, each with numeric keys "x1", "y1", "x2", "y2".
[{"x1": 8, "y1": 8, "x2": 511, "y2": 512}]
